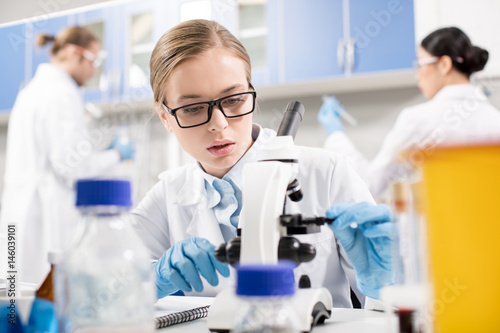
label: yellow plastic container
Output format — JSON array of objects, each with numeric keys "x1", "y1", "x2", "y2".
[{"x1": 419, "y1": 144, "x2": 500, "y2": 332}]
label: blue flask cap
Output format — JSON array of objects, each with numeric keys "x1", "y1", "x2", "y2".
[
  {"x1": 76, "y1": 179, "x2": 132, "y2": 207},
  {"x1": 236, "y1": 262, "x2": 296, "y2": 296}
]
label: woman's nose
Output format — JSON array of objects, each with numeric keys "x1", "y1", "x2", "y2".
[{"x1": 208, "y1": 106, "x2": 228, "y2": 132}]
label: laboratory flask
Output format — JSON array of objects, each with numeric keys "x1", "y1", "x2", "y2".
[
  {"x1": 55, "y1": 179, "x2": 156, "y2": 333},
  {"x1": 232, "y1": 262, "x2": 299, "y2": 333}
]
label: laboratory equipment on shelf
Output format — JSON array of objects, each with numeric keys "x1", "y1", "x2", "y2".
[{"x1": 207, "y1": 101, "x2": 334, "y2": 333}]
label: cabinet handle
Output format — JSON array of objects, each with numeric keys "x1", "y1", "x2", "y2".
[
  {"x1": 346, "y1": 38, "x2": 355, "y2": 72},
  {"x1": 337, "y1": 39, "x2": 345, "y2": 71}
]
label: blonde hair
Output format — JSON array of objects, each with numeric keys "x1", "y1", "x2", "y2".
[
  {"x1": 36, "y1": 26, "x2": 98, "y2": 56},
  {"x1": 150, "y1": 19, "x2": 252, "y2": 105}
]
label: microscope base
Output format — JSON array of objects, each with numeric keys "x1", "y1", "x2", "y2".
[{"x1": 207, "y1": 287, "x2": 333, "y2": 333}]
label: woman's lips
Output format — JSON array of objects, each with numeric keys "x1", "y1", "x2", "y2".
[{"x1": 207, "y1": 140, "x2": 235, "y2": 156}]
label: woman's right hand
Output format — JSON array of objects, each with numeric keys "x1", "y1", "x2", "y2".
[{"x1": 154, "y1": 237, "x2": 230, "y2": 298}]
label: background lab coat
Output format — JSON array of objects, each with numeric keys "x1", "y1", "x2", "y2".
[
  {"x1": 0, "y1": 63, "x2": 121, "y2": 284},
  {"x1": 132, "y1": 126, "x2": 375, "y2": 308},
  {"x1": 324, "y1": 84, "x2": 500, "y2": 199}
]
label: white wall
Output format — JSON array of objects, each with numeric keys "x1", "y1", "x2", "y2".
[
  {"x1": 0, "y1": 0, "x2": 113, "y2": 26},
  {"x1": 414, "y1": 0, "x2": 500, "y2": 77}
]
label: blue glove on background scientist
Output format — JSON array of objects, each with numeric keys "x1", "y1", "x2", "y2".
[
  {"x1": 108, "y1": 132, "x2": 135, "y2": 161},
  {"x1": 318, "y1": 96, "x2": 345, "y2": 134},
  {"x1": 154, "y1": 202, "x2": 392, "y2": 300}
]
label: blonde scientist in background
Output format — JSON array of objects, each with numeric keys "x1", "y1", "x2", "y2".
[
  {"x1": 0, "y1": 26, "x2": 133, "y2": 284},
  {"x1": 319, "y1": 27, "x2": 500, "y2": 200}
]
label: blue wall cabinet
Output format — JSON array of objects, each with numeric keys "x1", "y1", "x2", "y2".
[
  {"x1": 0, "y1": 16, "x2": 73, "y2": 113},
  {"x1": 281, "y1": 0, "x2": 345, "y2": 83},
  {"x1": 0, "y1": 24, "x2": 27, "y2": 113},
  {"x1": 348, "y1": 0, "x2": 415, "y2": 74},
  {"x1": 251, "y1": 0, "x2": 415, "y2": 87}
]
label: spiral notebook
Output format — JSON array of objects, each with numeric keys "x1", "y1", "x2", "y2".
[
  {"x1": 155, "y1": 305, "x2": 210, "y2": 329},
  {"x1": 154, "y1": 296, "x2": 213, "y2": 329}
]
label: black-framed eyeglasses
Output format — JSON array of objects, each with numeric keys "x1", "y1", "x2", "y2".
[{"x1": 162, "y1": 91, "x2": 257, "y2": 128}]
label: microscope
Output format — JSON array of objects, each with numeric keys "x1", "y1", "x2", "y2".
[{"x1": 207, "y1": 101, "x2": 334, "y2": 333}]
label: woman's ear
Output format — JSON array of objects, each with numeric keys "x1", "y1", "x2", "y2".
[
  {"x1": 438, "y1": 55, "x2": 454, "y2": 75},
  {"x1": 155, "y1": 101, "x2": 174, "y2": 133}
]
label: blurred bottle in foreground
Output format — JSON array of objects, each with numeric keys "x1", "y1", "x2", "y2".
[
  {"x1": 55, "y1": 179, "x2": 155, "y2": 333},
  {"x1": 232, "y1": 262, "x2": 300, "y2": 333}
]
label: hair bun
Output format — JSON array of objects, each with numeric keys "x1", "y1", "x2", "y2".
[
  {"x1": 473, "y1": 46, "x2": 490, "y2": 72},
  {"x1": 466, "y1": 46, "x2": 488, "y2": 74},
  {"x1": 36, "y1": 34, "x2": 56, "y2": 47}
]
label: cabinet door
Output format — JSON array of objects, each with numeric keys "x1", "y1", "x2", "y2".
[
  {"x1": 0, "y1": 23, "x2": 27, "y2": 112},
  {"x1": 122, "y1": 0, "x2": 157, "y2": 102},
  {"x1": 349, "y1": 0, "x2": 415, "y2": 73},
  {"x1": 238, "y1": 0, "x2": 270, "y2": 87},
  {"x1": 76, "y1": 7, "x2": 112, "y2": 103},
  {"x1": 281, "y1": 0, "x2": 344, "y2": 83},
  {"x1": 30, "y1": 16, "x2": 71, "y2": 79}
]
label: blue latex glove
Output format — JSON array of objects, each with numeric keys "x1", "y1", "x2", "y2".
[
  {"x1": 154, "y1": 237, "x2": 230, "y2": 298},
  {"x1": 326, "y1": 202, "x2": 393, "y2": 299},
  {"x1": 318, "y1": 96, "x2": 345, "y2": 134},
  {"x1": 0, "y1": 301, "x2": 24, "y2": 333},
  {"x1": 27, "y1": 298, "x2": 57, "y2": 333},
  {"x1": 108, "y1": 134, "x2": 135, "y2": 161}
]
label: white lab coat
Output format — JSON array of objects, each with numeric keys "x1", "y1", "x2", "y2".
[
  {"x1": 132, "y1": 125, "x2": 375, "y2": 308},
  {"x1": 324, "y1": 84, "x2": 500, "y2": 199},
  {"x1": 0, "y1": 63, "x2": 121, "y2": 284}
]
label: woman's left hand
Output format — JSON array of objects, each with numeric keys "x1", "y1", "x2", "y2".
[{"x1": 326, "y1": 202, "x2": 393, "y2": 299}]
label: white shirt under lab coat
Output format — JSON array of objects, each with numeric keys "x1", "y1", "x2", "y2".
[
  {"x1": 0, "y1": 63, "x2": 121, "y2": 284},
  {"x1": 324, "y1": 84, "x2": 500, "y2": 199},
  {"x1": 132, "y1": 125, "x2": 375, "y2": 308}
]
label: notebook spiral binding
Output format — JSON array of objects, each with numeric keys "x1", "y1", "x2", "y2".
[{"x1": 156, "y1": 305, "x2": 211, "y2": 329}]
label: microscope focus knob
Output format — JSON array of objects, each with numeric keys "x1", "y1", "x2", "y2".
[
  {"x1": 214, "y1": 237, "x2": 241, "y2": 267},
  {"x1": 278, "y1": 236, "x2": 316, "y2": 265}
]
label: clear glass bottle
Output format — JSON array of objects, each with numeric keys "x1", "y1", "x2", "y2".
[
  {"x1": 232, "y1": 262, "x2": 299, "y2": 333},
  {"x1": 55, "y1": 179, "x2": 155, "y2": 333}
]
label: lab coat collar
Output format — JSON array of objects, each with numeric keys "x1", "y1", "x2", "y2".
[
  {"x1": 433, "y1": 84, "x2": 487, "y2": 102},
  {"x1": 200, "y1": 124, "x2": 276, "y2": 209},
  {"x1": 158, "y1": 125, "x2": 277, "y2": 243},
  {"x1": 35, "y1": 63, "x2": 80, "y2": 90},
  {"x1": 161, "y1": 124, "x2": 276, "y2": 208},
  {"x1": 167, "y1": 164, "x2": 206, "y2": 206}
]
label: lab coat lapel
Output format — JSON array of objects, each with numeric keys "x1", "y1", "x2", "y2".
[
  {"x1": 187, "y1": 205, "x2": 225, "y2": 246},
  {"x1": 174, "y1": 165, "x2": 225, "y2": 246}
]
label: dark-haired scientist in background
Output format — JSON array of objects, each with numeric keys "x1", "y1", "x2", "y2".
[{"x1": 319, "y1": 27, "x2": 500, "y2": 200}]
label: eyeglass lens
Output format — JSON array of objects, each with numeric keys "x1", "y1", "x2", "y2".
[{"x1": 175, "y1": 92, "x2": 255, "y2": 127}]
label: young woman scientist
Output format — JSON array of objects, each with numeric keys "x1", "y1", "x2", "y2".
[
  {"x1": 0, "y1": 27, "x2": 133, "y2": 284},
  {"x1": 319, "y1": 27, "x2": 500, "y2": 199},
  {"x1": 131, "y1": 19, "x2": 393, "y2": 307}
]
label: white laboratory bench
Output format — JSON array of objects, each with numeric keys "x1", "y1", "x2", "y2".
[{"x1": 156, "y1": 296, "x2": 397, "y2": 333}]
